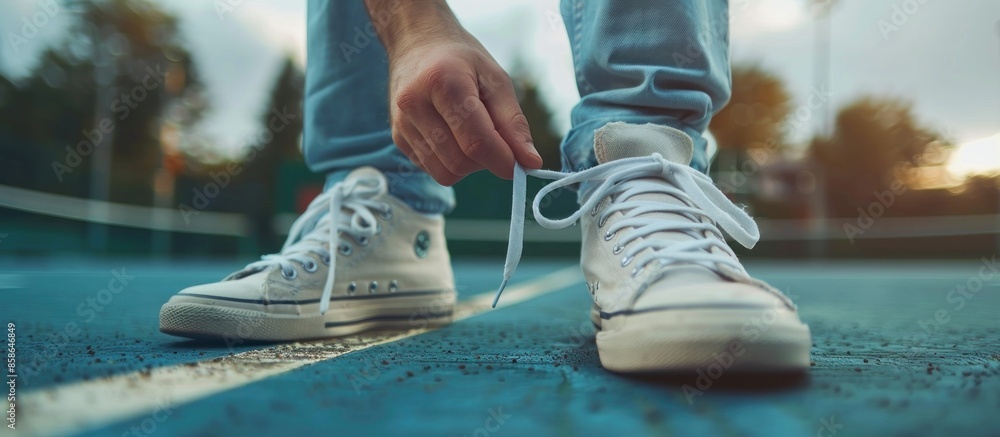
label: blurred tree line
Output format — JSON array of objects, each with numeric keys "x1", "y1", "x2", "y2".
[
  {"x1": 709, "y1": 65, "x2": 999, "y2": 221},
  {"x1": 0, "y1": 0, "x2": 563, "y2": 255},
  {"x1": 0, "y1": 0, "x2": 309, "y2": 254},
  {"x1": 1, "y1": 0, "x2": 996, "y2": 257},
  {"x1": 0, "y1": 0, "x2": 205, "y2": 204}
]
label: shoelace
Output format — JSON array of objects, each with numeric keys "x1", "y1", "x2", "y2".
[
  {"x1": 236, "y1": 176, "x2": 390, "y2": 315},
  {"x1": 494, "y1": 153, "x2": 760, "y2": 307}
]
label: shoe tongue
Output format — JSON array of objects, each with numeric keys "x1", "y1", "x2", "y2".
[
  {"x1": 293, "y1": 166, "x2": 387, "y2": 245},
  {"x1": 593, "y1": 123, "x2": 722, "y2": 283},
  {"x1": 594, "y1": 122, "x2": 694, "y2": 165}
]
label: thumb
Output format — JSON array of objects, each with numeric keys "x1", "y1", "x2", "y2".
[{"x1": 479, "y1": 71, "x2": 542, "y2": 170}]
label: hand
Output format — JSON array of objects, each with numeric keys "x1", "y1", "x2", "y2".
[{"x1": 386, "y1": 31, "x2": 542, "y2": 186}]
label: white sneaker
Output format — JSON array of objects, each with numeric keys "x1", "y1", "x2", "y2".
[
  {"x1": 497, "y1": 122, "x2": 811, "y2": 373},
  {"x1": 160, "y1": 167, "x2": 456, "y2": 342}
]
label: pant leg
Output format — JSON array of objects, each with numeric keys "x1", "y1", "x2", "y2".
[
  {"x1": 558, "y1": 0, "x2": 731, "y2": 174},
  {"x1": 304, "y1": 0, "x2": 454, "y2": 214}
]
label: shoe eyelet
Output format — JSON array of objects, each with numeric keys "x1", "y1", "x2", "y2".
[
  {"x1": 380, "y1": 208, "x2": 393, "y2": 220},
  {"x1": 369, "y1": 281, "x2": 378, "y2": 294},
  {"x1": 620, "y1": 255, "x2": 634, "y2": 267},
  {"x1": 612, "y1": 245, "x2": 623, "y2": 255},
  {"x1": 591, "y1": 197, "x2": 608, "y2": 217},
  {"x1": 414, "y1": 230, "x2": 431, "y2": 259},
  {"x1": 339, "y1": 244, "x2": 352, "y2": 256},
  {"x1": 281, "y1": 268, "x2": 297, "y2": 280},
  {"x1": 303, "y1": 260, "x2": 318, "y2": 273},
  {"x1": 631, "y1": 266, "x2": 645, "y2": 278},
  {"x1": 358, "y1": 236, "x2": 369, "y2": 246},
  {"x1": 321, "y1": 253, "x2": 331, "y2": 265},
  {"x1": 347, "y1": 282, "x2": 357, "y2": 295},
  {"x1": 388, "y1": 280, "x2": 398, "y2": 293},
  {"x1": 603, "y1": 230, "x2": 616, "y2": 241}
]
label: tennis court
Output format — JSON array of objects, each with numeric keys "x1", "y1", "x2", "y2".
[{"x1": 4, "y1": 256, "x2": 999, "y2": 436}]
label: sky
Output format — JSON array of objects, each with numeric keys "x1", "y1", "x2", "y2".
[{"x1": 2, "y1": 0, "x2": 999, "y2": 162}]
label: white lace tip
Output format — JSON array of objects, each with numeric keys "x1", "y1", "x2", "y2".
[{"x1": 492, "y1": 279, "x2": 509, "y2": 308}]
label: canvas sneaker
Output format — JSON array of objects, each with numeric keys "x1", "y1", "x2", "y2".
[
  {"x1": 159, "y1": 167, "x2": 456, "y2": 342},
  {"x1": 496, "y1": 122, "x2": 811, "y2": 373}
]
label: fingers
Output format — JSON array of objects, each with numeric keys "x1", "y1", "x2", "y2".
[
  {"x1": 426, "y1": 69, "x2": 518, "y2": 179},
  {"x1": 391, "y1": 58, "x2": 543, "y2": 184},
  {"x1": 403, "y1": 100, "x2": 481, "y2": 177},
  {"x1": 479, "y1": 71, "x2": 542, "y2": 170},
  {"x1": 389, "y1": 121, "x2": 424, "y2": 173},
  {"x1": 392, "y1": 118, "x2": 462, "y2": 186}
]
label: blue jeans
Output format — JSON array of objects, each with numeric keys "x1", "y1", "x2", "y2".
[{"x1": 304, "y1": 0, "x2": 731, "y2": 214}]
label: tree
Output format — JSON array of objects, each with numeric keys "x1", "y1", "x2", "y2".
[
  {"x1": 0, "y1": 0, "x2": 204, "y2": 205},
  {"x1": 707, "y1": 65, "x2": 793, "y2": 204},
  {"x1": 808, "y1": 96, "x2": 940, "y2": 216},
  {"x1": 709, "y1": 64, "x2": 793, "y2": 153},
  {"x1": 240, "y1": 57, "x2": 305, "y2": 251},
  {"x1": 514, "y1": 77, "x2": 562, "y2": 171}
]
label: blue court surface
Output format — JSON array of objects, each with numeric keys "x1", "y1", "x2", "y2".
[{"x1": 2, "y1": 257, "x2": 999, "y2": 437}]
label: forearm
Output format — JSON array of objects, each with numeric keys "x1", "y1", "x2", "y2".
[{"x1": 362, "y1": 0, "x2": 464, "y2": 56}]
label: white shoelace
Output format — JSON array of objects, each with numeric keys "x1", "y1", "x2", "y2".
[
  {"x1": 494, "y1": 153, "x2": 761, "y2": 307},
  {"x1": 234, "y1": 175, "x2": 390, "y2": 315}
]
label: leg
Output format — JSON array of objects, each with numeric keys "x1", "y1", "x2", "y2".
[
  {"x1": 503, "y1": 0, "x2": 810, "y2": 373},
  {"x1": 558, "y1": 0, "x2": 731, "y2": 174},
  {"x1": 304, "y1": 0, "x2": 454, "y2": 214}
]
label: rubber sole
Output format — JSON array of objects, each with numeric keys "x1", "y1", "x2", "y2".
[
  {"x1": 160, "y1": 292, "x2": 456, "y2": 342},
  {"x1": 593, "y1": 307, "x2": 811, "y2": 373}
]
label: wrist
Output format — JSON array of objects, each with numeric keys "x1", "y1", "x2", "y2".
[{"x1": 365, "y1": 0, "x2": 465, "y2": 56}]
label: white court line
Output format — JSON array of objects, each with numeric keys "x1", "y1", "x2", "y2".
[{"x1": 14, "y1": 266, "x2": 581, "y2": 437}]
